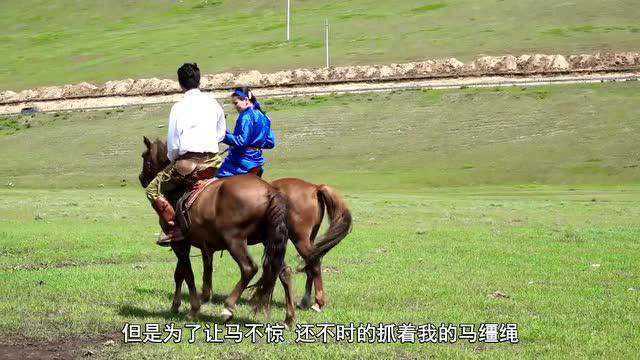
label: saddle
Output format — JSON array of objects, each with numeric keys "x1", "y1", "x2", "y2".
[
  {"x1": 173, "y1": 177, "x2": 219, "y2": 235},
  {"x1": 170, "y1": 153, "x2": 221, "y2": 235}
]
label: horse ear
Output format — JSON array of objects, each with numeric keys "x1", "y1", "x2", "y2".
[{"x1": 143, "y1": 136, "x2": 151, "y2": 148}]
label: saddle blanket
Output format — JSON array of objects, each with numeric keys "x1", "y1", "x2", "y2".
[
  {"x1": 176, "y1": 177, "x2": 219, "y2": 234},
  {"x1": 185, "y1": 177, "x2": 218, "y2": 209}
]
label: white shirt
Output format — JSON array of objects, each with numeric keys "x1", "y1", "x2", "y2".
[{"x1": 167, "y1": 88, "x2": 226, "y2": 161}]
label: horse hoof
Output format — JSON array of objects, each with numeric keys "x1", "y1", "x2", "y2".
[
  {"x1": 310, "y1": 304, "x2": 322, "y2": 313},
  {"x1": 200, "y1": 294, "x2": 211, "y2": 303},
  {"x1": 170, "y1": 304, "x2": 180, "y2": 313},
  {"x1": 186, "y1": 312, "x2": 199, "y2": 321},
  {"x1": 284, "y1": 317, "x2": 295, "y2": 330},
  {"x1": 220, "y1": 308, "x2": 233, "y2": 322},
  {"x1": 297, "y1": 299, "x2": 312, "y2": 310}
]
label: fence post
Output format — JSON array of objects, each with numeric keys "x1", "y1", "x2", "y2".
[
  {"x1": 324, "y1": 19, "x2": 330, "y2": 68},
  {"x1": 286, "y1": 0, "x2": 291, "y2": 41}
]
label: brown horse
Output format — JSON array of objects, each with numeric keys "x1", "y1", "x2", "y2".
[
  {"x1": 142, "y1": 138, "x2": 352, "y2": 312},
  {"x1": 140, "y1": 137, "x2": 296, "y2": 325}
]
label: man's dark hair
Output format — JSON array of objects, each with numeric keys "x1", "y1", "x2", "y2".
[{"x1": 177, "y1": 63, "x2": 200, "y2": 90}]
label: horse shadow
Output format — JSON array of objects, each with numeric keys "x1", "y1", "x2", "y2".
[
  {"x1": 126, "y1": 287, "x2": 288, "y2": 322},
  {"x1": 133, "y1": 287, "x2": 287, "y2": 308},
  {"x1": 205, "y1": 293, "x2": 287, "y2": 309},
  {"x1": 117, "y1": 304, "x2": 257, "y2": 325}
]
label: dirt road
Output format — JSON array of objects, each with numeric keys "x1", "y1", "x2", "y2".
[{"x1": 2, "y1": 71, "x2": 638, "y2": 115}]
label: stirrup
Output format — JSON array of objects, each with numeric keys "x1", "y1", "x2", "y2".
[{"x1": 156, "y1": 228, "x2": 185, "y2": 247}]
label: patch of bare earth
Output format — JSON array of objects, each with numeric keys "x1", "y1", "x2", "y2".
[{"x1": 0, "y1": 333, "x2": 120, "y2": 360}]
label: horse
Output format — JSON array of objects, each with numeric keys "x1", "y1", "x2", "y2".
[
  {"x1": 141, "y1": 137, "x2": 352, "y2": 312},
  {"x1": 139, "y1": 137, "x2": 296, "y2": 326}
]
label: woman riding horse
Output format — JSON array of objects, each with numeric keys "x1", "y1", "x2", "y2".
[{"x1": 217, "y1": 86, "x2": 275, "y2": 179}]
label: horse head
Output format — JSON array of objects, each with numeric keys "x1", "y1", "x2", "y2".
[{"x1": 139, "y1": 136, "x2": 169, "y2": 188}]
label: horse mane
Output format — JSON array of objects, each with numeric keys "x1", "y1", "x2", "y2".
[{"x1": 153, "y1": 138, "x2": 170, "y2": 166}]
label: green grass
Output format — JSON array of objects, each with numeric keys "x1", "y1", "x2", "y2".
[
  {"x1": 1, "y1": 83, "x2": 640, "y2": 358},
  {"x1": 0, "y1": 118, "x2": 24, "y2": 136},
  {"x1": 1, "y1": 0, "x2": 639, "y2": 91},
  {"x1": 2, "y1": 82, "x2": 640, "y2": 190},
  {"x1": 2, "y1": 186, "x2": 639, "y2": 358}
]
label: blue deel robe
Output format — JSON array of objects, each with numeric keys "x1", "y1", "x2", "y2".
[{"x1": 217, "y1": 107, "x2": 275, "y2": 177}]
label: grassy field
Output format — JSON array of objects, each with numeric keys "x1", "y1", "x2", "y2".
[
  {"x1": 1, "y1": 0, "x2": 639, "y2": 91},
  {"x1": 2, "y1": 82, "x2": 640, "y2": 189},
  {"x1": 1, "y1": 82, "x2": 640, "y2": 358}
]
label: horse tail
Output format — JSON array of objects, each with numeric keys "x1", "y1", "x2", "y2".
[
  {"x1": 250, "y1": 190, "x2": 289, "y2": 312},
  {"x1": 308, "y1": 184, "x2": 353, "y2": 263}
]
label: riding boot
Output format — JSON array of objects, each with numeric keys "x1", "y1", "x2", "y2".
[
  {"x1": 152, "y1": 196, "x2": 176, "y2": 227},
  {"x1": 151, "y1": 196, "x2": 184, "y2": 246}
]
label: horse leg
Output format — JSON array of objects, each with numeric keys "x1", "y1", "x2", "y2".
[
  {"x1": 201, "y1": 249, "x2": 214, "y2": 303},
  {"x1": 170, "y1": 260, "x2": 185, "y2": 313},
  {"x1": 172, "y1": 241, "x2": 200, "y2": 320},
  {"x1": 310, "y1": 261, "x2": 326, "y2": 311},
  {"x1": 279, "y1": 263, "x2": 296, "y2": 328},
  {"x1": 221, "y1": 238, "x2": 257, "y2": 322},
  {"x1": 291, "y1": 229, "x2": 317, "y2": 310},
  {"x1": 300, "y1": 267, "x2": 314, "y2": 310},
  {"x1": 306, "y1": 223, "x2": 327, "y2": 311},
  {"x1": 294, "y1": 244, "x2": 325, "y2": 311}
]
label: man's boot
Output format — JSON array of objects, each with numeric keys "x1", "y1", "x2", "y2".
[
  {"x1": 152, "y1": 196, "x2": 176, "y2": 226},
  {"x1": 151, "y1": 197, "x2": 184, "y2": 246}
]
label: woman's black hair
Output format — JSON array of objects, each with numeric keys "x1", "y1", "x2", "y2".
[{"x1": 232, "y1": 86, "x2": 265, "y2": 114}]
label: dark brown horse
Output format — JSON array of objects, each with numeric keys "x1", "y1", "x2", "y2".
[
  {"x1": 142, "y1": 137, "x2": 352, "y2": 312},
  {"x1": 140, "y1": 137, "x2": 296, "y2": 325}
]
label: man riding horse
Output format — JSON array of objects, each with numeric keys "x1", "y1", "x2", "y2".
[
  {"x1": 140, "y1": 63, "x2": 295, "y2": 322},
  {"x1": 144, "y1": 63, "x2": 226, "y2": 246}
]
